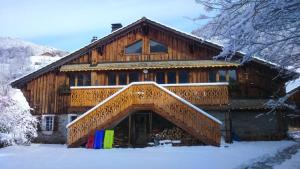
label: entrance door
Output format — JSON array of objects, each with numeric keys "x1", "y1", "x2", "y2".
[{"x1": 131, "y1": 112, "x2": 149, "y2": 147}]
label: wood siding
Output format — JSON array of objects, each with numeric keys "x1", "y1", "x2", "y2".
[{"x1": 19, "y1": 25, "x2": 285, "y2": 115}]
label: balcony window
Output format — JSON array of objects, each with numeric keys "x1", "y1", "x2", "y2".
[
  {"x1": 150, "y1": 40, "x2": 168, "y2": 53},
  {"x1": 108, "y1": 72, "x2": 116, "y2": 85},
  {"x1": 69, "y1": 74, "x2": 75, "y2": 86},
  {"x1": 218, "y1": 70, "x2": 227, "y2": 82},
  {"x1": 167, "y1": 72, "x2": 176, "y2": 84},
  {"x1": 125, "y1": 40, "x2": 142, "y2": 54},
  {"x1": 209, "y1": 71, "x2": 217, "y2": 82},
  {"x1": 77, "y1": 73, "x2": 91, "y2": 86},
  {"x1": 156, "y1": 72, "x2": 165, "y2": 84},
  {"x1": 129, "y1": 72, "x2": 139, "y2": 83},
  {"x1": 178, "y1": 71, "x2": 189, "y2": 83},
  {"x1": 119, "y1": 73, "x2": 127, "y2": 85},
  {"x1": 69, "y1": 73, "x2": 90, "y2": 86},
  {"x1": 228, "y1": 70, "x2": 237, "y2": 82}
]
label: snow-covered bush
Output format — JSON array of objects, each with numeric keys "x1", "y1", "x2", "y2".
[{"x1": 0, "y1": 86, "x2": 38, "y2": 147}]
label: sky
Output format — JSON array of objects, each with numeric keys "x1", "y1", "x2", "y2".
[{"x1": 0, "y1": 0, "x2": 208, "y2": 52}]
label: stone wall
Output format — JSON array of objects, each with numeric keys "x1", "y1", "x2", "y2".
[
  {"x1": 208, "y1": 110, "x2": 287, "y2": 141},
  {"x1": 34, "y1": 114, "x2": 69, "y2": 144}
]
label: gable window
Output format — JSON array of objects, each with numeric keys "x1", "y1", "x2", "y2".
[
  {"x1": 156, "y1": 72, "x2": 165, "y2": 84},
  {"x1": 108, "y1": 72, "x2": 116, "y2": 85},
  {"x1": 119, "y1": 73, "x2": 127, "y2": 85},
  {"x1": 179, "y1": 71, "x2": 189, "y2": 83},
  {"x1": 150, "y1": 40, "x2": 168, "y2": 53},
  {"x1": 125, "y1": 40, "x2": 142, "y2": 54},
  {"x1": 167, "y1": 72, "x2": 176, "y2": 84}
]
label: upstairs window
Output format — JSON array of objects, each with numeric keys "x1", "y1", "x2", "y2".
[
  {"x1": 118, "y1": 73, "x2": 127, "y2": 85},
  {"x1": 69, "y1": 74, "x2": 76, "y2": 86},
  {"x1": 218, "y1": 70, "x2": 227, "y2": 82},
  {"x1": 228, "y1": 70, "x2": 237, "y2": 82},
  {"x1": 209, "y1": 71, "x2": 217, "y2": 82},
  {"x1": 125, "y1": 40, "x2": 142, "y2": 54},
  {"x1": 150, "y1": 40, "x2": 168, "y2": 53},
  {"x1": 167, "y1": 72, "x2": 176, "y2": 84},
  {"x1": 77, "y1": 73, "x2": 91, "y2": 86},
  {"x1": 179, "y1": 71, "x2": 189, "y2": 83},
  {"x1": 69, "y1": 73, "x2": 91, "y2": 86},
  {"x1": 129, "y1": 72, "x2": 139, "y2": 83},
  {"x1": 156, "y1": 72, "x2": 165, "y2": 84},
  {"x1": 108, "y1": 72, "x2": 116, "y2": 85}
]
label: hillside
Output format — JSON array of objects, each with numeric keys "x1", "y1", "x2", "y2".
[{"x1": 0, "y1": 37, "x2": 68, "y2": 82}]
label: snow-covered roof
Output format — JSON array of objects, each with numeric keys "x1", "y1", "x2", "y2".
[{"x1": 286, "y1": 68, "x2": 300, "y2": 93}]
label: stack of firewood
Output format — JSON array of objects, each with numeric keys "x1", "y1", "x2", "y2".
[{"x1": 151, "y1": 127, "x2": 203, "y2": 146}]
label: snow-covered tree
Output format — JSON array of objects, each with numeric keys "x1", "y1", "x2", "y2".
[
  {"x1": 193, "y1": 0, "x2": 300, "y2": 72},
  {"x1": 0, "y1": 86, "x2": 38, "y2": 147}
]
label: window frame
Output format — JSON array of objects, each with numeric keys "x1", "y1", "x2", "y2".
[
  {"x1": 124, "y1": 40, "x2": 143, "y2": 55},
  {"x1": 41, "y1": 115, "x2": 55, "y2": 135},
  {"x1": 149, "y1": 39, "x2": 168, "y2": 53},
  {"x1": 68, "y1": 114, "x2": 78, "y2": 123}
]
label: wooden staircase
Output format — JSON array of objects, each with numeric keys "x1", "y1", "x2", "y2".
[{"x1": 67, "y1": 82, "x2": 222, "y2": 147}]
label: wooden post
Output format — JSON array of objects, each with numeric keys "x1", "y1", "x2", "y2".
[{"x1": 225, "y1": 110, "x2": 232, "y2": 143}]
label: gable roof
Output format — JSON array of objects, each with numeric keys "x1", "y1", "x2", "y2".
[{"x1": 10, "y1": 17, "x2": 297, "y2": 88}]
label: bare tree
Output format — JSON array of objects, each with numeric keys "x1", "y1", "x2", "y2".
[{"x1": 193, "y1": 0, "x2": 300, "y2": 72}]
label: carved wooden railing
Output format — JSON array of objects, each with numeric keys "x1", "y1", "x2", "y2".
[
  {"x1": 67, "y1": 82, "x2": 222, "y2": 148},
  {"x1": 70, "y1": 83, "x2": 228, "y2": 107}
]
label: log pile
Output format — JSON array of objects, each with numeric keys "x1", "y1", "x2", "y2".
[{"x1": 151, "y1": 127, "x2": 204, "y2": 146}]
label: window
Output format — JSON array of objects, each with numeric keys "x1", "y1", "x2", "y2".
[
  {"x1": 129, "y1": 72, "x2": 139, "y2": 83},
  {"x1": 218, "y1": 70, "x2": 227, "y2": 82},
  {"x1": 167, "y1": 72, "x2": 176, "y2": 84},
  {"x1": 69, "y1": 74, "x2": 75, "y2": 86},
  {"x1": 77, "y1": 74, "x2": 84, "y2": 86},
  {"x1": 69, "y1": 73, "x2": 91, "y2": 86},
  {"x1": 179, "y1": 71, "x2": 189, "y2": 83},
  {"x1": 156, "y1": 72, "x2": 165, "y2": 84},
  {"x1": 228, "y1": 70, "x2": 237, "y2": 82},
  {"x1": 68, "y1": 114, "x2": 78, "y2": 123},
  {"x1": 209, "y1": 71, "x2": 217, "y2": 82},
  {"x1": 119, "y1": 73, "x2": 127, "y2": 85},
  {"x1": 45, "y1": 116, "x2": 53, "y2": 131},
  {"x1": 108, "y1": 72, "x2": 116, "y2": 85},
  {"x1": 150, "y1": 40, "x2": 168, "y2": 53},
  {"x1": 42, "y1": 115, "x2": 55, "y2": 133},
  {"x1": 125, "y1": 40, "x2": 142, "y2": 54}
]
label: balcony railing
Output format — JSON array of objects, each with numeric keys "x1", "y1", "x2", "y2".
[
  {"x1": 67, "y1": 82, "x2": 222, "y2": 147},
  {"x1": 70, "y1": 82, "x2": 229, "y2": 107}
]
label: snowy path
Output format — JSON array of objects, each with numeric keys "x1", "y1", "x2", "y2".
[
  {"x1": 241, "y1": 142, "x2": 300, "y2": 169},
  {"x1": 0, "y1": 141, "x2": 297, "y2": 169}
]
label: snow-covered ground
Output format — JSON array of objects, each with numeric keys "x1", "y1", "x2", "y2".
[
  {"x1": 274, "y1": 150, "x2": 300, "y2": 169},
  {"x1": 0, "y1": 141, "x2": 298, "y2": 169}
]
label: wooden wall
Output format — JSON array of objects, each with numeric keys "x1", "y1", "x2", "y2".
[
  {"x1": 19, "y1": 24, "x2": 286, "y2": 115},
  {"x1": 22, "y1": 71, "x2": 70, "y2": 115},
  {"x1": 70, "y1": 26, "x2": 218, "y2": 64}
]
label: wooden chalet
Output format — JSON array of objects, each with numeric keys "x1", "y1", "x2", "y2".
[{"x1": 11, "y1": 17, "x2": 296, "y2": 148}]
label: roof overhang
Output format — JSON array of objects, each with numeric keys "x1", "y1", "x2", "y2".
[{"x1": 60, "y1": 60, "x2": 240, "y2": 72}]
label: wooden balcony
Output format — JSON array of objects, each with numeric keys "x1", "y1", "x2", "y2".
[
  {"x1": 67, "y1": 82, "x2": 223, "y2": 147},
  {"x1": 70, "y1": 82, "x2": 229, "y2": 107}
]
